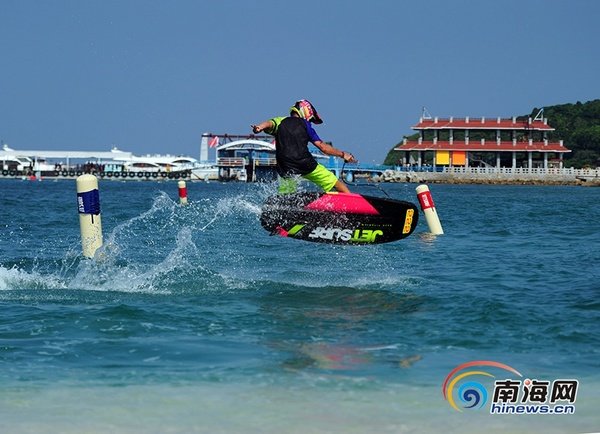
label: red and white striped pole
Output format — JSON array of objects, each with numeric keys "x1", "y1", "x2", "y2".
[
  {"x1": 416, "y1": 184, "x2": 444, "y2": 235},
  {"x1": 178, "y1": 180, "x2": 188, "y2": 205}
]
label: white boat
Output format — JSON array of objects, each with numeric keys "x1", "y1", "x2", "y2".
[
  {"x1": 113, "y1": 153, "x2": 219, "y2": 180},
  {"x1": 236, "y1": 168, "x2": 247, "y2": 182},
  {"x1": 190, "y1": 163, "x2": 219, "y2": 181},
  {"x1": 0, "y1": 154, "x2": 55, "y2": 172},
  {"x1": 1, "y1": 155, "x2": 34, "y2": 171},
  {"x1": 113, "y1": 154, "x2": 199, "y2": 173}
]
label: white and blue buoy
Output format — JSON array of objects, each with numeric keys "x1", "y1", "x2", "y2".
[{"x1": 76, "y1": 174, "x2": 103, "y2": 258}]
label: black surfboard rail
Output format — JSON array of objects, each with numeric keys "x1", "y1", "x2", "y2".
[{"x1": 260, "y1": 192, "x2": 419, "y2": 244}]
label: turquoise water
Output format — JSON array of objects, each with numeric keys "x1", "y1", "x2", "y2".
[{"x1": 0, "y1": 179, "x2": 598, "y2": 433}]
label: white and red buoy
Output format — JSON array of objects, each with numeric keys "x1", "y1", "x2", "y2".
[
  {"x1": 416, "y1": 184, "x2": 444, "y2": 235},
  {"x1": 178, "y1": 180, "x2": 188, "y2": 205}
]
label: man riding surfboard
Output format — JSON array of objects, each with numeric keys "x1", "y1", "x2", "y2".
[{"x1": 251, "y1": 99, "x2": 356, "y2": 193}]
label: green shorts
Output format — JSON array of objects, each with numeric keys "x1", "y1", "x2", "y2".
[
  {"x1": 278, "y1": 164, "x2": 338, "y2": 194},
  {"x1": 303, "y1": 164, "x2": 338, "y2": 192}
]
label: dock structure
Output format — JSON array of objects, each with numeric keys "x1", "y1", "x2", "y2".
[
  {"x1": 201, "y1": 133, "x2": 401, "y2": 183},
  {"x1": 200, "y1": 133, "x2": 276, "y2": 182},
  {"x1": 201, "y1": 133, "x2": 363, "y2": 182}
]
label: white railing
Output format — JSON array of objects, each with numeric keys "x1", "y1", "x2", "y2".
[
  {"x1": 216, "y1": 157, "x2": 277, "y2": 167},
  {"x1": 217, "y1": 157, "x2": 245, "y2": 167},
  {"x1": 442, "y1": 167, "x2": 599, "y2": 177},
  {"x1": 254, "y1": 158, "x2": 277, "y2": 166}
]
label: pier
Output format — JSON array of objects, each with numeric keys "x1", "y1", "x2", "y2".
[{"x1": 373, "y1": 166, "x2": 600, "y2": 186}]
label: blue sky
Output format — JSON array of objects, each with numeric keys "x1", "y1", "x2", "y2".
[{"x1": 1, "y1": 0, "x2": 599, "y2": 163}]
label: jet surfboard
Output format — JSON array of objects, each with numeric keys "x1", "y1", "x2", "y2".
[{"x1": 260, "y1": 192, "x2": 419, "y2": 244}]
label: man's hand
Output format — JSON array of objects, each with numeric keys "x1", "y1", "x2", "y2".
[{"x1": 343, "y1": 152, "x2": 357, "y2": 164}]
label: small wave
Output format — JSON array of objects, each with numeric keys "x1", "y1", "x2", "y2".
[
  {"x1": 1, "y1": 190, "x2": 255, "y2": 294},
  {"x1": 0, "y1": 264, "x2": 67, "y2": 291},
  {"x1": 64, "y1": 189, "x2": 270, "y2": 294},
  {"x1": 67, "y1": 226, "x2": 215, "y2": 294}
]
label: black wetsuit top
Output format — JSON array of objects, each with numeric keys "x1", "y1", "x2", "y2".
[{"x1": 274, "y1": 117, "x2": 319, "y2": 177}]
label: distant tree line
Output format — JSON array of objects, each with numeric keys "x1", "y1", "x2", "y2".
[
  {"x1": 384, "y1": 99, "x2": 600, "y2": 168},
  {"x1": 533, "y1": 100, "x2": 600, "y2": 168}
]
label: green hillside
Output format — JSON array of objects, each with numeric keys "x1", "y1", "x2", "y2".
[{"x1": 383, "y1": 99, "x2": 600, "y2": 168}]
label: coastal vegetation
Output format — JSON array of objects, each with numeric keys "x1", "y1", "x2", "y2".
[{"x1": 384, "y1": 99, "x2": 600, "y2": 168}]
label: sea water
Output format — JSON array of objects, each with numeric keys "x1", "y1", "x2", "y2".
[{"x1": 0, "y1": 179, "x2": 598, "y2": 434}]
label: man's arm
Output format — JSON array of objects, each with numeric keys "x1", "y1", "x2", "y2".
[
  {"x1": 312, "y1": 140, "x2": 357, "y2": 163},
  {"x1": 250, "y1": 121, "x2": 273, "y2": 134}
]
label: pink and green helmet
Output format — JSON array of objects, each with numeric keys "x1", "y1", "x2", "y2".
[{"x1": 290, "y1": 99, "x2": 323, "y2": 124}]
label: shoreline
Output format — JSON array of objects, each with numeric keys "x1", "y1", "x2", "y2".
[
  {"x1": 2, "y1": 170, "x2": 600, "y2": 187},
  {"x1": 372, "y1": 170, "x2": 600, "y2": 187}
]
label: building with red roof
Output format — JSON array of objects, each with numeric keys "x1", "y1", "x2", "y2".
[{"x1": 394, "y1": 109, "x2": 571, "y2": 170}]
